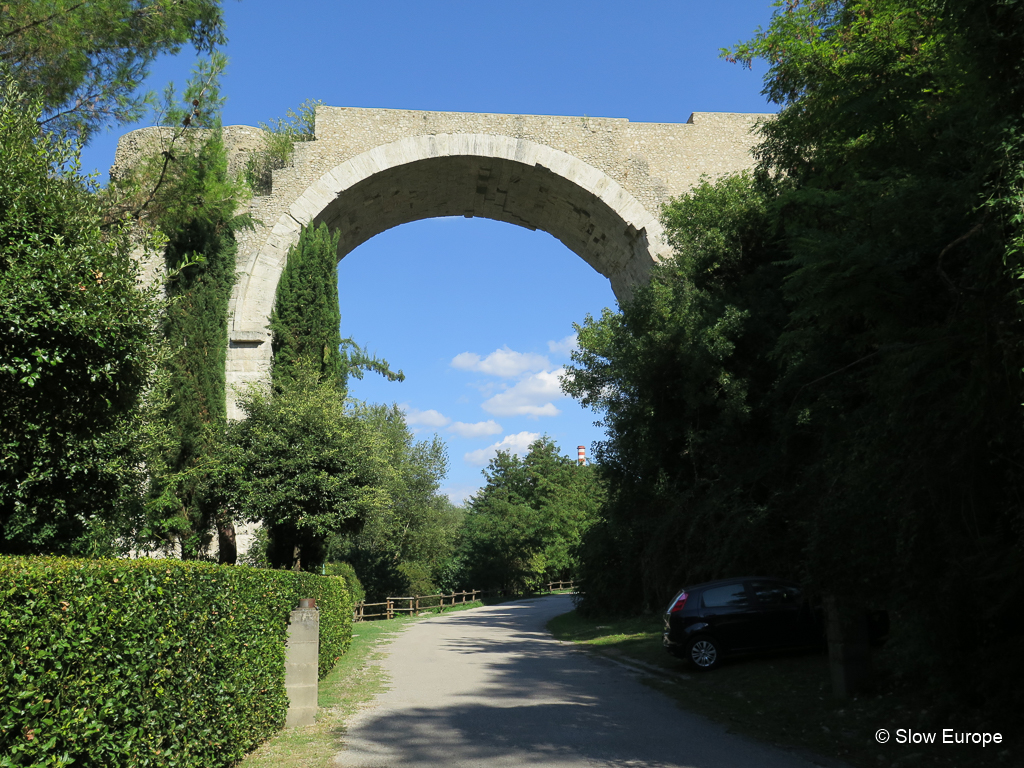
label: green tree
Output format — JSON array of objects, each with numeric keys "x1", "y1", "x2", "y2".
[
  {"x1": 0, "y1": 81, "x2": 161, "y2": 554},
  {"x1": 460, "y1": 438, "x2": 604, "y2": 593},
  {"x1": 101, "y1": 55, "x2": 251, "y2": 561},
  {"x1": 566, "y1": 0, "x2": 1024, "y2": 712},
  {"x1": 271, "y1": 223, "x2": 346, "y2": 391},
  {"x1": 563, "y1": 173, "x2": 788, "y2": 614},
  {"x1": 271, "y1": 222, "x2": 404, "y2": 393},
  {"x1": 328, "y1": 403, "x2": 462, "y2": 600},
  {"x1": 725, "y1": 0, "x2": 1024, "y2": 700},
  {"x1": 0, "y1": 0, "x2": 226, "y2": 143},
  {"x1": 223, "y1": 372, "x2": 392, "y2": 572}
]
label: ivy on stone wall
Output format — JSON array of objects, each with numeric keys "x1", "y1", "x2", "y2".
[{"x1": 130, "y1": 60, "x2": 249, "y2": 561}]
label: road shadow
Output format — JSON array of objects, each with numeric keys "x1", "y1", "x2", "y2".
[{"x1": 331, "y1": 596, "x2": 821, "y2": 768}]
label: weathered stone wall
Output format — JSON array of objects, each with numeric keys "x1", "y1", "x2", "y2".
[
  {"x1": 237, "y1": 107, "x2": 766, "y2": 247},
  {"x1": 113, "y1": 106, "x2": 771, "y2": 418},
  {"x1": 111, "y1": 124, "x2": 268, "y2": 184}
]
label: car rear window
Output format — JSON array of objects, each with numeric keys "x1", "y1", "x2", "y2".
[{"x1": 701, "y1": 583, "x2": 751, "y2": 608}]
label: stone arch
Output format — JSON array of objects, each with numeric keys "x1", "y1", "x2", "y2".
[{"x1": 226, "y1": 133, "x2": 670, "y2": 416}]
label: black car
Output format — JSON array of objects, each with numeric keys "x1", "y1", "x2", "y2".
[{"x1": 663, "y1": 577, "x2": 822, "y2": 670}]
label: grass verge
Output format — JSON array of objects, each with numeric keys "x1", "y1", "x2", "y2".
[
  {"x1": 239, "y1": 601, "x2": 488, "y2": 767},
  {"x1": 548, "y1": 611, "x2": 1016, "y2": 768}
]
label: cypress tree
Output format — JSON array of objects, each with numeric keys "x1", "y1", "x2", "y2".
[
  {"x1": 270, "y1": 223, "x2": 344, "y2": 391},
  {"x1": 154, "y1": 127, "x2": 239, "y2": 560},
  {"x1": 270, "y1": 222, "x2": 406, "y2": 391}
]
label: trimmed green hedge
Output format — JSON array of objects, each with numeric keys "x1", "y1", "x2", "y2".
[{"x1": 0, "y1": 557, "x2": 352, "y2": 767}]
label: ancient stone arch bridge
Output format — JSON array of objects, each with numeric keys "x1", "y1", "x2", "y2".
[{"x1": 119, "y1": 106, "x2": 769, "y2": 418}]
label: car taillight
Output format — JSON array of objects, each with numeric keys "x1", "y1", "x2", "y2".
[{"x1": 669, "y1": 591, "x2": 688, "y2": 613}]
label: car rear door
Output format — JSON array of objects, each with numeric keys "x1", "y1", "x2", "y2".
[{"x1": 698, "y1": 582, "x2": 760, "y2": 651}]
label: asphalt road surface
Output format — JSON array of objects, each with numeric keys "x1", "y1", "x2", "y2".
[{"x1": 332, "y1": 595, "x2": 831, "y2": 768}]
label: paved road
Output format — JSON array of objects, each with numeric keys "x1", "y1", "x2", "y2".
[{"x1": 332, "y1": 595, "x2": 827, "y2": 768}]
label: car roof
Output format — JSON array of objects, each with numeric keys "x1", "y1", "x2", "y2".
[{"x1": 681, "y1": 576, "x2": 799, "y2": 591}]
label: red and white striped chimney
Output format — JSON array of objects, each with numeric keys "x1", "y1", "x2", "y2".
[{"x1": 577, "y1": 445, "x2": 586, "y2": 465}]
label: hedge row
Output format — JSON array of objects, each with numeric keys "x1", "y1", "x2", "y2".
[{"x1": 0, "y1": 557, "x2": 352, "y2": 767}]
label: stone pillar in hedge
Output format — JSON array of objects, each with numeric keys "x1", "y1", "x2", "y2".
[
  {"x1": 824, "y1": 594, "x2": 873, "y2": 699},
  {"x1": 284, "y1": 599, "x2": 319, "y2": 727}
]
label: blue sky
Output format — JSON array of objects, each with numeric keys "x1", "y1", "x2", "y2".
[{"x1": 80, "y1": 1, "x2": 779, "y2": 504}]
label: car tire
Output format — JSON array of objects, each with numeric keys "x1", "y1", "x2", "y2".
[{"x1": 686, "y1": 636, "x2": 721, "y2": 670}]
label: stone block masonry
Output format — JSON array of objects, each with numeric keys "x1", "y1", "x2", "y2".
[
  {"x1": 284, "y1": 604, "x2": 319, "y2": 728},
  {"x1": 114, "y1": 106, "x2": 771, "y2": 419}
]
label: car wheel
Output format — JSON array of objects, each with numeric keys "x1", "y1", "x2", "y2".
[{"x1": 687, "y1": 636, "x2": 721, "y2": 670}]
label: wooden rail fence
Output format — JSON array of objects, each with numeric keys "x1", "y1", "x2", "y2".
[{"x1": 352, "y1": 581, "x2": 581, "y2": 622}]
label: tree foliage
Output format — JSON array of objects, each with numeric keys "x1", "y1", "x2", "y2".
[
  {"x1": 728, "y1": 0, "x2": 1024, "y2": 699},
  {"x1": 567, "y1": 0, "x2": 1024, "y2": 713},
  {"x1": 460, "y1": 438, "x2": 604, "y2": 594},
  {"x1": 0, "y1": 80, "x2": 160, "y2": 555},
  {"x1": 222, "y1": 374, "x2": 392, "y2": 572},
  {"x1": 564, "y1": 173, "x2": 788, "y2": 614},
  {"x1": 271, "y1": 222, "x2": 403, "y2": 393},
  {"x1": 327, "y1": 403, "x2": 461, "y2": 600},
  {"x1": 270, "y1": 223, "x2": 346, "y2": 391},
  {"x1": 0, "y1": 0, "x2": 226, "y2": 143},
  {"x1": 100, "y1": 56, "x2": 251, "y2": 560}
]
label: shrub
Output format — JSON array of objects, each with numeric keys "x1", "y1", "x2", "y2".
[
  {"x1": 397, "y1": 561, "x2": 435, "y2": 598},
  {"x1": 243, "y1": 99, "x2": 321, "y2": 196},
  {"x1": 324, "y1": 561, "x2": 365, "y2": 605},
  {"x1": 0, "y1": 556, "x2": 351, "y2": 767},
  {"x1": 306, "y1": 572, "x2": 352, "y2": 678}
]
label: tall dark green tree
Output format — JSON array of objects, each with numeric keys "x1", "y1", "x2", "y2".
[
  {"x1": 564, "y1": 173, "x2": 788, "y2": 614},
  {"x1": 725, "y1": 0, "x2": 1024, "y2": 702},
  {"x1": 117, "y1": 57, "x2": 249, "y2": 560},
  {"x1": 270, "y1": 223, "x2": 345, "y2": 391},
  {"x1": 270, "y1": 222, "x2": 404, "y2": 392},
  {"x1": 566, "y1": 0, "x2": 1024, "y2": 713}
]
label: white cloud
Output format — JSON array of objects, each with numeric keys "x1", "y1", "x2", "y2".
[
  {"x1": 399, "y1": 404, "x2": 451, "y2": 428},
  {"x1": 481, "y1": 369, "x2": 566, "y2": 417},
  {"x1": 448, "y1": 420, "x2": 503, "y2": 438},
  {"x1": 464, "y1": 431, "x2": 541, "y2": 467},
  {"x1": 451, "y1": 346, "x2": 550, "y2": 378},
  {"x1": 440, "y1": 484, "x2": 479, "y2": 506},
  {"x1": 548, "y1": 333, "x2": 578, "y2": 357}
]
